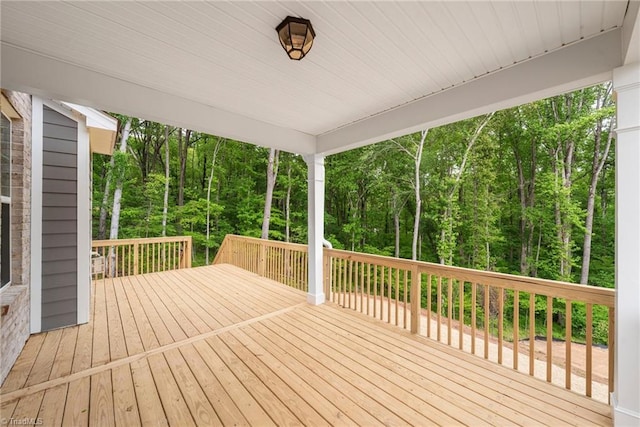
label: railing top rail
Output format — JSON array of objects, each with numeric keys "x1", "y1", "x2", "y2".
[
  {"x1": 92, "y1": 236, "x2": 192, "y2": 246},
  {"x1": 223, "y1": 234, "x2": 309, "y2": 252},
  {"x1": 324, "y1": 247, "x2": 615, "y2": 307}
]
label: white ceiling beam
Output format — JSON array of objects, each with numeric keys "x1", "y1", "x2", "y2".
[
  {"x1": 317, "y1": 29, "x2": 623, "y2": 156},
  {"x1": 0, "y1": 43, "x2": 317, "y2": 154}
]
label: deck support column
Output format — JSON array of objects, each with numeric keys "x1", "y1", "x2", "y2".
[
  {"x1": 612, "y1": 61, "x2": 640, "y2": 426},
  {"x1": 305, "y1": 154, "x2": 326, "y2": 305}
]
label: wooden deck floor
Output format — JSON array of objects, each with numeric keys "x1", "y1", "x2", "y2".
[{"x1": 0, "y1": 265, "x2": 611, "y2": 426}]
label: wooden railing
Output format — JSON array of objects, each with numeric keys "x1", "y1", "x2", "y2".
[
  {"x1": 91, "y1": 236, "x2": 192, "y2": 277},
  {"x1": 214, "y1": 234, "x2": 615, "y2": 402},
  {"x1": 325, "y1": 249, "x2": 615, "y2": 403},
  {"x1": 214, "y1": 235, "x2": 308, "y2": 291}
]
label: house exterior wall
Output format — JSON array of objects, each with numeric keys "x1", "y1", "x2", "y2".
[
  {"x1": 41, "y1": 105, "x2": 78, "y2": 331},
  {"x1": 0, "y1": 89, "x2": 32, "y2": 384}
]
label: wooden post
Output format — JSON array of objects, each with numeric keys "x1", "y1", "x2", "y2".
[
  {"x1": 258, "y1": 242, "x2": 267, "y2": 277},
  {"x1": 185, "y1": 237, "x2": 192, "y2": 268},
  {"x1": 133, "y1": 242, "x2": 139, "y2": 275},
  {"x1": 410, "y1": 266, "x2": 421, "y2": 334},
  {"x1": 323, "y1": 251, "x2": 331, "y2": 301}
]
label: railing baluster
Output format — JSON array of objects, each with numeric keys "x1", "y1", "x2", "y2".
[
  {"x1": 471, "y1": 282, "x2": 476, "y2": 355},
  {"x1": 379, "y1": 266, "x2": 385, "y2": 321},
  {"x1": 349, "y1": 260, "x2": 354, "y2": 309},
  {"x1": 447, "y1": 277, "x2": 453, "y2": 346},
  {"x1": 426, "y1": 274, "x2": 432, "y2": 339},
  {"x1": 586, "y1": 303, "x2": 593, "y2": 397},
  {"x1": 498, "y1": 287, "x2": 504, "y2": 365},
  {"x1": 513, "y1": 290, "x2": 519, "y2": 370},
  {"x1": 437, "y1": 276, "x2": 442, "y2": 342},
  {"x1": 355, "y1": 261, "x2": 360, "y2": 312},
  {"x1": 565, "y1": 299, "x2": 572, "y2": 390},
  {"x1": 373, "y1": 265, "x2": 378, "y2": 318},
  {"x1": 361, "y1": 262, "x2": 366, "y2": 315},
  {"x1": 459, "y1": 280, "x2": 464, "y2": 350},
  {"x1": 395, "y1": 268, "x2": 400, "y2": 327},
  {"x1": 404, "y1": 269, "x2": 408, "y2": 330},
  {"x1": 342, "y1": 258, "x2": 348, "y2": 307},
  {"x1": 529, "y1": 293, "x2": 535, "y2": 376},
  {"x1": 387, "y1": 267, "x2": 392, "y2": 324},
  {"x1": 547, "y1": 295, "x2": 553, "y2": 383},
  {"x1": 484, "y1": 284, "x2": 490, "y2": 360},
  {"x1": 366, "y1": 263, "x2": 371, "y2": 316}
]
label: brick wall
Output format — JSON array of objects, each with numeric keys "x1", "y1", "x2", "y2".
[{"x1": 0, "y1": 89, "x2": 32, "y2": 384}]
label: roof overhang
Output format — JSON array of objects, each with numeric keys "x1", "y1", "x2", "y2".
[
  {"x1": 0, "y1": 92, "x2": 21, "y2": 119},
  {"x1": 61, "y1": 102, "x2": 118, "y2": 155},
  {"x1": 1, "y1": 1, "x2": 638, "y2": 156}
]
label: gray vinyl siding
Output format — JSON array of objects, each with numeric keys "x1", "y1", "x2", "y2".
[{"x1": 41, "y1": 105, "x2": 78, "y2": 331}]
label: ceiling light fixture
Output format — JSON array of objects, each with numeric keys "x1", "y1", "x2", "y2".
[{"x1": 276, "y1": 16, "x2": 315, "y2": 60}]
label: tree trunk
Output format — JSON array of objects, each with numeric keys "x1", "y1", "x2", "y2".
[
  {"x1": 98, "y1": 155, "x2": 115, "y2": 240},
  {"x1": 176, "y1": 129, "x2": 189, "y2": 234},
  {"x1": 394, "y1": 211, "x2": 400, "y2": 258},
  {"x1": 285, "y1": 162, "x2": 292, "y2": 243},
  {"x1": 161, "y1": 125, "x2": 170, "y2": 237},
  {"x1": 261, "y1": 148, "x2": 279, "y2": 240},
  {"x1": 108, "y1": 117, "x2": 132, "y2": 275},
  {"x1": 581, "y1": 117, "x2": 613, "y2": 284},
  {"x1": 205, "y1": 138, "x2": 223, "y2": 265},
  {"x1": 438, "y1": 112, "x2": 494, "y2": 265},
  {"x1": 412, "y1": 130, "x2": 428, "y2": 260}
]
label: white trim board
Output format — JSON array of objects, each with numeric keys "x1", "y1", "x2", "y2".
[
  {"x1": 76, "y1": 117, "x2": 90, "y2": 325},
  {"x1": 30, "y1": 96, "x2": 43, "y2": 333}
]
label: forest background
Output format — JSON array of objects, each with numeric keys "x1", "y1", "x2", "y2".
[{"x1": 92, "y1": 83, "x2": 615, "y2": 342}]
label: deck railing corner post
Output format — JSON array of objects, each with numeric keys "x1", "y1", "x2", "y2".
[
  {"x1": 133, "y1": 242, "x2": 139, "y2": 275},
  {"x1": 258, "y1": 242, "x2": 267, "y2": 277}
]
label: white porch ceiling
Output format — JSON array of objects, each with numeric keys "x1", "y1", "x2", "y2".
[{"x1": 1, "y1": 1, "x2": 637, "y2": 155}]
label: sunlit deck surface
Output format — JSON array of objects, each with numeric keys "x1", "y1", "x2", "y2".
[{"x1": 0, "y1": 264, "x2": 611, "y2": 426}]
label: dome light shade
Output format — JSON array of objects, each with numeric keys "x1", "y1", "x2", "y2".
[{"x1": 276, "y1": 16, "x2": 315, "y2": 60}]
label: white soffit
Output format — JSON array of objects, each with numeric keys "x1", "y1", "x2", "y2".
[
  {"x1": 0, "y1": 1, "x2": 632, "y2": 155},
  {"x1": 62, "y1": 102, "x2": 118, "y2": 155}
]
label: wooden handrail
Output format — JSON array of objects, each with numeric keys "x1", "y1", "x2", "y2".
[
  {"x1": 92, "y1": 236, "x2": 192, "y2": 246},
  {"x1": 215, "y1": 234, "x2": 615, "y2": 402},
  {"x1": 325, "y1": 248, "x2": 614, "y2": 307},
  {"x1": 91, "y1": 236, "x2": 192, "y2": 278}
]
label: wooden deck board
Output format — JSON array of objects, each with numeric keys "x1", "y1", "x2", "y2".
[
  {"x1": 111, "y1": 364, "x2": 141, "y2": 427},
  {"x1": 129, "y1": 358, "x2": 167, "y2": 427},
  {"x1": 49, "y1": 327, "x2": 78, "y2": 381},
  {"x1": 286, "y1": 309, "x2": 512, "y2": 426},
  {"x1": 239, "y1": 325, "x2": 385, "y2": 426},
  {"x1": 37, "y1": 383, "x2": 68, "y2": 426},
  {"x1": 0, "y1": 264, "x2": 612, "y2": 426},
  {"x1": 24, "y1": 329, "x2": 63, "y2": 387},
  {"x1": 62, "y1": 377, "x2": 90, "y2": 426},
  {"x1": 111, "y1": 278, "x2": 145, "y2": 356}
]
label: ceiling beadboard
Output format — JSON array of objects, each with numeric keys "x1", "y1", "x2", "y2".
[{"x1": 0, "y1": 1, "x2": 628, "y2": 136}]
